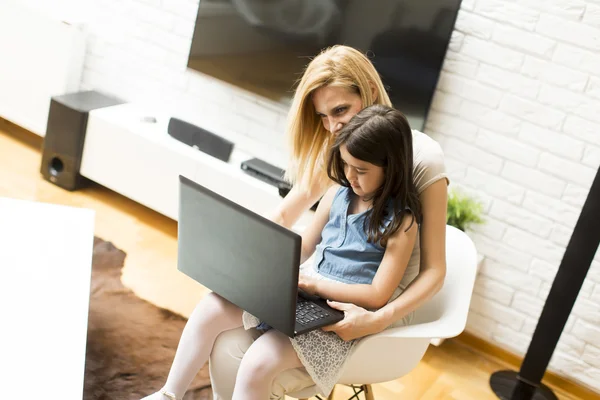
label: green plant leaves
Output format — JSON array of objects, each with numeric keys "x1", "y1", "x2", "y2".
[{"x1": 447, "y1": 188, "x2": 485, "y2": 232}]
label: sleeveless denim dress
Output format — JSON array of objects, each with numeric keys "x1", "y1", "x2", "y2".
[{"x1": 243, "y1": 186, "x2": 415, "y2": 396}]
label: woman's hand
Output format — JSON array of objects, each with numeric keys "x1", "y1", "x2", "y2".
[
  {"x1": 321, "y1": 300, "x2": 387, "y2": 341},
  {"x1": 298, "y1": 274, "x2": 320, "y2": 296}
]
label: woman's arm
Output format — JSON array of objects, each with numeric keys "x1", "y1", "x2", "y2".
[
  {"x1": 268, "y1": 180, "x2": 329, "y2": 229},
  {"x1": 322, "y1": 179, "x2": 448, "y2": 340},
  {"x1": 302, "y1": 212, "x2": 418, "y2": 310},
  {"x1": 375, "y1": 179, "x2": 447, "y2": 323},
  {"x1": 299, "y1": 186, "x2": 338, "y2": 264}
]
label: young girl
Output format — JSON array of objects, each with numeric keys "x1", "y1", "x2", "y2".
[{"x1": 143, "y1": 104, "x2": 421, "y2": 399}]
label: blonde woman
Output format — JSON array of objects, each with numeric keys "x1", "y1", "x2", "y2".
[{"x1": 143, "y1": 45, "x2": 448, "y2": 400}]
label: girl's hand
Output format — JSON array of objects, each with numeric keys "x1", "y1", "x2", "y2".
[
  {"x1": 298, "y1": 274, "x2": 319, "y2": 296},
  {"x1": 321, "y1": 300, "x2": 386, "y2": 341}
]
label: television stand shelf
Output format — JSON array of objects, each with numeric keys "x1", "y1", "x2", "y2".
[{"x1": 80, "y1": 103, "x2": 313, "y2": 230}]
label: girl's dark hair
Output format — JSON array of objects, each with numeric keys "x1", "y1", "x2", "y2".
[{"x1": 327, "y1": 104, "x2": 421, "y2": 245}]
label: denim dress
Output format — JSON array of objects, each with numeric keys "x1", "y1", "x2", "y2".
[{"x1": 243, "y1": 186, "x2": 416, "y2": 396}]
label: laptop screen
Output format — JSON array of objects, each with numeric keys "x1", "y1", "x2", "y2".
[{"x1": 177, "y1": 175, "x2": 301, "y2": 336}]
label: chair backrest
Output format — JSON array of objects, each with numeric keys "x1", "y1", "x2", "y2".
[{"x1": 411, "y1": 225, "x2": 478, "y2": 338}]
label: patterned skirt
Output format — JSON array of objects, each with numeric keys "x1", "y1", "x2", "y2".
[{"x1": 242, "y1": 265, "x2": 410, "y2": 397}]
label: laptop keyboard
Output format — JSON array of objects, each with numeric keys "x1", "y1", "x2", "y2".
[{"x1": 296, "y1": 299, "x2": 331, "y2": 326}]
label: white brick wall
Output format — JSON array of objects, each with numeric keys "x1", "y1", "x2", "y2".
[
  {"x1": 430, "y1": 0, "x2": 600, "y2": 392},
  {"x1": 502, "y1": 161, "x2": 566, "y2": 197},
  {"x1": 466, "y1": 310, "x2": 497, "y2": 340},
  {"x1": 24, "y1": 0, "x2": 600, "y2": 393},
  {"x1": 522, "y1": 57, "x2": 588, "y2": 92},
  {"x1": 557, "y1": 334, "x2": 587, "y2": 358},
  {"x1": 516, "y1": 0, "x2": 587, "y2": 20},
  {"x1": 470, "y1": 293, "x2": 526, "y2": 331},
  {"x1": 477, "y1": 64, "x2": 541, "y2": 99},
  {"x1": 588, "y1": 76, "x2": 600, "y2": 99},
  {"x1": 476, "y1": 130, "x2": 540, "y2": 167},
  {"x1": 473, "y1": 276, "x2": 515, "y2": 305},
  {"x1": 489, "y1": 200, "x2": 553, "y2": 237},
  {"x1": 518, "y1": 123, "x2": 584, "y2": 161},
  {"x1": 455, "y1": 10, "x2": 494, "y2": 39}
]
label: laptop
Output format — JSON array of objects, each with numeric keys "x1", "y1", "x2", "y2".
[{"x1": 177, "y1": 175, "x2": 344, "y2": 337}]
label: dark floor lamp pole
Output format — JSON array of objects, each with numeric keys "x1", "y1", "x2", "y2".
[{"x1": 490, "y1": 164, "x2": 600, "y2": 400}]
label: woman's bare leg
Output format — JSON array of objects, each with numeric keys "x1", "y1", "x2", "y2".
[{"x1": 210, "y1": 328, "x2": 316, "y2": 400}]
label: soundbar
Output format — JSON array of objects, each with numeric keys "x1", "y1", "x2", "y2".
[{"x1": 167, "y1": 117, "x2": 234, "y2": 162}]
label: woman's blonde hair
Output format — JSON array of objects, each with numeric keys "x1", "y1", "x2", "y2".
[{"x1": 285, "y1": 45, "x2": 392, "y2": 192}]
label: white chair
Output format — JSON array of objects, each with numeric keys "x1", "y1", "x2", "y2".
[{"x1": 288, "y1": 225, "x2": 478, "y2": 399}]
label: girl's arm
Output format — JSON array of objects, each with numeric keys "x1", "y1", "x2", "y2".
[
  {"x1": 268, "y1": 179, "x2": 329, "y2": 229},
  {"x1": 322, "y1": 179, "x2": 448, "y2": 340},
  {"x1": 303, "y1": 211, "x2": 418, "y2": 310},
  {"x1": 299, "y1": 186, "x2": 338, "y2": 264}
]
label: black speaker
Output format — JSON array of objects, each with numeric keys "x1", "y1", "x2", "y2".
[
  {"x1": 490, "y1": 164, "x2": 600, "y2": 400},
  {"x1": 40, "y1": 91, "x2": 124, "y2": 190},
  {"x1": 167, "y1": 117, "x2": 234, "y2": 162}
]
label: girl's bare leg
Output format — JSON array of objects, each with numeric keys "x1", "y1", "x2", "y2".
[
  {"x1": 232, "y1": 329, "x2": 303, "y2": 400},
  {"x1": 141, "y1": 293, "x2": 243, "y2": 400}
]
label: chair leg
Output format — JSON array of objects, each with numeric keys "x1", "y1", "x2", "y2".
[
  {"x1": 339, "y1": 384, "x2": 374, "y2": 400},
  {"x1": 362, "y1": 384, "x2": 375, "y2": 400}
]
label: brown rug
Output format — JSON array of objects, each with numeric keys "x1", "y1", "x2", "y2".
[{"x1": 84, "y1": 238, "x2": 212, "y2": 400}]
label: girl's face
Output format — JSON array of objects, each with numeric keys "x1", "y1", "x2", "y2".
[
  {"x1": 340, "y1": 144, "x2": 385, "y2": 199},
  {"x1": 312, "y1": 85, "x2": 363, "y2": 135}
]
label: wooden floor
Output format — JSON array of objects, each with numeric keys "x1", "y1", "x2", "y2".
[{"x1": 0, "y1": 118, "x2": 590, "y2": 400}]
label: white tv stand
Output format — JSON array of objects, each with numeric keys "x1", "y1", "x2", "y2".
[{"x1": 80, "y1": 103, "x2": 313, "y2": 229}]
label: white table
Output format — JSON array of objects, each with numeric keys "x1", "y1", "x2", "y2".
[{"x1": 0, "y1": 197, "x2": 95, "y2": 398}]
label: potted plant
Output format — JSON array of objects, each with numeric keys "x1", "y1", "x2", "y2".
[{"x1": 447, "y1": 188, "x2": 485, "y2": 232}]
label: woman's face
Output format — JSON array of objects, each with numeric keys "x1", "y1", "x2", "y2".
[
  {"x1": 340, "y1": 145, "x2": 385, "y2": 199},
  {"x1": 312, "y1": 85, "x2": 363, "y2": 135}
]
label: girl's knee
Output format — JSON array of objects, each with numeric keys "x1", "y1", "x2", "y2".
[
  {"x1": 193, "y1": 293, "x2": 235, "y2": 318},
  {"x1": 189, "y1": 293, "x2": 241, "y2": 332},
  {"x1": 195, "y1": 292, "x2": 226, "y2": 311}
]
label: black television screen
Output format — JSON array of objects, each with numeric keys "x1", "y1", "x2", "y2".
[{"x1": 187, "y1": 0, "x2": 461, "y2": 130}]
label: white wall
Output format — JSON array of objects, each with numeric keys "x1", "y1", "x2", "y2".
[
  {"x1": 78, "y1": 0, "x2": 290, "y2": 169},
  {"x1": 426, "y1": 0, "x2": 600, "y2": 391},
  {"x1": 0, "y1": 0, "x2": 86, "y2": 135},
  {"x1": 16, "y1": 0, "x2": 600, "y2": 392}
]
